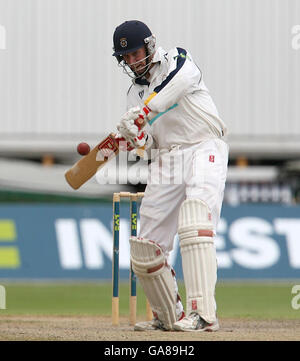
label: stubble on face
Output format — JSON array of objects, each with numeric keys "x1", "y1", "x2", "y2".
[{"x1": 123, "y1": 47, "x2": 153, "y2": 77}]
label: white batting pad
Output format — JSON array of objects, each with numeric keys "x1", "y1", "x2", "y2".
[
  {"x1": 130, "y1": 237, "x2": 177, "y2": 330},
  {"x1": 178, "y1": 199, "x2": 217, "y2": 323}
]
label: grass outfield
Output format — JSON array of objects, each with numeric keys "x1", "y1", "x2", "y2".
[{"x1": 0, "y1": 281, "x2": 299, "y2": 319}]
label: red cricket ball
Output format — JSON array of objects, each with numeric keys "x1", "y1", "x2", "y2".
[{"x1": 77, "y1": 142, "x2": 90, "y2": 156}]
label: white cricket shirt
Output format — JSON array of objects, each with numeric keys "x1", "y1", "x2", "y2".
[{"x1": 127, "y1": 47, "x2": 227, "y2": 150}]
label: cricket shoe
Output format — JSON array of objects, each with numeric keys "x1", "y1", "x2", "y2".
[
  {"x1": 134, "y1": 311, "x2": 186, "y2": 331},
  {"x1": 173, "y1": 313, "x2": 219, "y2": 332},
  {"x1": 134, "y1": 318, "x2": 166, "y2": 331}
]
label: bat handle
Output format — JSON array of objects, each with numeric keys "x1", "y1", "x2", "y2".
[{"x1": 136, "y1": 146, "x2": 145, "y2": 158}]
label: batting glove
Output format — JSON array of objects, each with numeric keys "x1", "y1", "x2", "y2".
[{"x1": 117, "y1": 106, "x2": 151, "y2": 136}]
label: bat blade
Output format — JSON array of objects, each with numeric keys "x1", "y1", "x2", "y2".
[{"x1": 65, "y1": 133, "x2": 119, "y2": 190}]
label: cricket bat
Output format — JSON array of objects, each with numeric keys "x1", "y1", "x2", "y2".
[
  {"x1": 65, "y1": 133, "x2": 120, "y2": 190},
  {"x1": 65, "y1": 116, "x2": 146, "y2": 190}
]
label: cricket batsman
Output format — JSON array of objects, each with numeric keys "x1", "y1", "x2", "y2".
[{"x1": 113, "y1": 20, "x2": 229, "y2": 332}]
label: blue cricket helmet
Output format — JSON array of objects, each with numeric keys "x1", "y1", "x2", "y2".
[{"x1": 113, "y1": 20, "x2": 152, "y2": 59}]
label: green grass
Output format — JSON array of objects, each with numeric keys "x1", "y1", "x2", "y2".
[
  {"x1": 0, "y1": 281, "x2": 300, "y2": 319},
  {"x1": 216, "y1": 282, "x2": 300, "y2": 319}
]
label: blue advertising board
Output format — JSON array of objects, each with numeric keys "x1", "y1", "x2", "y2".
[{"x1": 0, "y1": 203, "x2": 300, "y2": 280}]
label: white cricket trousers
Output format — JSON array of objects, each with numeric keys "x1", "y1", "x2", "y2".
[{"x1": 139, "y1": 138, "x2": 229, "y2": 254}]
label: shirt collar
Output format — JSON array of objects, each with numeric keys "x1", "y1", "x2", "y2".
[
  {"x1": 135, "y1": 77, "x2": 150, "y2": 86},
  {"x1": 152, "y1": 47, "x2": 166, "y2": 63}
]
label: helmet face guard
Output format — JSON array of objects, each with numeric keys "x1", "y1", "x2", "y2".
[
  {"x1": 112, "y1": 21, "x2": 156, "y2": 80},
  {"x1": 117, "y1": 35, "x2": 156, "y2": 79}
]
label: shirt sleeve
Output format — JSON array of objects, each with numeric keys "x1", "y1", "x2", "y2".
[{"x1": 144, "y1": 48, "x2": 202, "y2": 113}]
